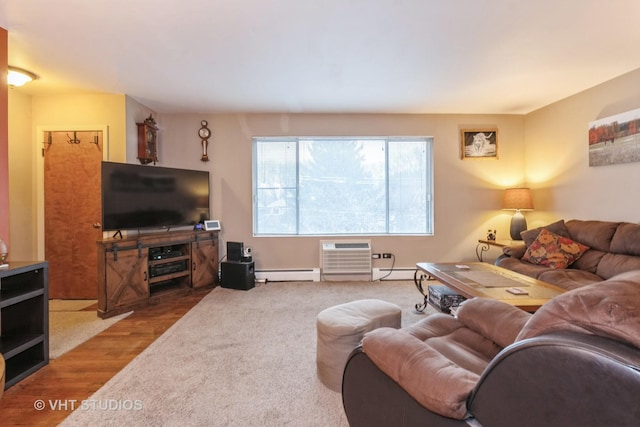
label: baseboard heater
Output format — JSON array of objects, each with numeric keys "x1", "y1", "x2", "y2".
[
  {"x1": 255, "y1": 268, "x2": 321, "y2": 282},
  {"x1": 320, "y1": 240, "x2": 372, "y2": 281},
  {"x1": 372, "y1": 268, "x2": 416, "y2": 281}
]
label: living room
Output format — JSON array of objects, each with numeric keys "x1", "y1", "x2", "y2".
[{"x1": 2, "y1": 1, "x2": 640, "y2": 425}]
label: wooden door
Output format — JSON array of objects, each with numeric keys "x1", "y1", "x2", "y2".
[{"x1": 44, "y1": 130, "x2": 103, "y2": 298}]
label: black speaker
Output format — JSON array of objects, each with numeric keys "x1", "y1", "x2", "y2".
[
  {"x1": 221, "y1": 261, "x2": 255, "y2": 290},
  {"x1": 227, "y1": 241, "x2": 244, "y2": 262}
]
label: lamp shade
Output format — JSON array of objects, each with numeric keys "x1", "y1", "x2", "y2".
[{"x1": 501, "y1": 188, "x2": 534, "y2": 211}]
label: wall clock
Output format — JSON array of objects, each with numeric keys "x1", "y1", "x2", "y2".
[
  {"x1": 199, "y1": 120, "x2": 211, "y2": 162},
  {"x1": 137, "y1": 115, "x2": 159, "y2": 165}
]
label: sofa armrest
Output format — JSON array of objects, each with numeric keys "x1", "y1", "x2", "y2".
[
  {"x1": 362, "y1": 327, "x2": 479, "y2": 420},
  {"x1": 342, "y1": 348, "x2": 471, "y2": 427},
  {"x1": 469, "y1": 332, "x2": 640, "y2": 427},
  {"x1": 501, "y1": 244, "x2": 527, "y2": 259}
]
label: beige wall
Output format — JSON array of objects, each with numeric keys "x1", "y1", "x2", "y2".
[
  {"x1": 8, "y1": 90, "x2": 36, "y2": 259},
  {"x1": 8, "y1": 92, "x2": 130, "y2": 260},
  {"x1": 158, "y1": 113, "x2": 526, "y2": 270},
  {"x1": 524, "y1": 68, "x2": 640, "y2": 227},
  {"x1": 8, "y1": 67, "x2": 640, "y2": 269},
  {"x1": 0, "y1": 28, "x2": 8, "y2": 246},
  {"x1": 125, "y1": 95, "x2": 157, "y2": 164}
]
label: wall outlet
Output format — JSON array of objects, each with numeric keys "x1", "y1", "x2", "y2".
[
  {"x1": 372, "y1": 253, "x2": 381, "y2": 259},
  {"x1": 382, "y1": 253, "x2": 392, "y2": 259}
]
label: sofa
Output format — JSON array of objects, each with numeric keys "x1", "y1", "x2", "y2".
[
  {"x1": 342, "y1": 272, "x2": 640, "y2": 426},
  {"x1": 497, "y1": 219, "x2": 640, "y2": 290}
]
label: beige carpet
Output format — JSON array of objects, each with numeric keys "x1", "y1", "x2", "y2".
[
  {"x1": 49, "y1": 300, "x2": 132, "y2": 359},
  {"x1": 60, "y1": 280, "x2": 435, "y2": 426}
]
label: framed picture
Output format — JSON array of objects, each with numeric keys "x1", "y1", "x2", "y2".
[
  {"x1": 588, "y1": 107, "x2": 640, "y2": 167},
  {"x1": 461, "y1": 128, "x2": 498, "y2": 159}
]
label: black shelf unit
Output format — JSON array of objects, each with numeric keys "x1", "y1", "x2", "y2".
[{"x1": 0, "y1": 261, "x2": 49, "y2": 389}]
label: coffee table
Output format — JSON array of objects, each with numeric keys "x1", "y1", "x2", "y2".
[{"x1": 415, "y1": 262, "x2": 566, "y2": 313}]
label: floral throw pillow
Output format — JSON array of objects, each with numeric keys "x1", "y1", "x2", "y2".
[{"x1": 522, "y1": 228, "x2": 590, "y2": 269}]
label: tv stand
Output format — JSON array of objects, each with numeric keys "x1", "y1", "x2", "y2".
[
  {"x1": 112, "y1": 230, "x2": 123, "y2": 239},
  {"x1": 97, "y1": 230, "x2": 219, "y2": 318}
]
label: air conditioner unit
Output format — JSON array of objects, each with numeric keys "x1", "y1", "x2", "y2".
[{"x1": 320, "y1": 240, "x2": 372, "y2": 280}]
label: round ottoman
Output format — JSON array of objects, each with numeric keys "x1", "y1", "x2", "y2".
[{"x1": 316, "y1": 299, "x2": 402, "y2": 392}]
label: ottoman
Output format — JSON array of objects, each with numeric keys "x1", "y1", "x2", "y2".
[{"x1": 316, "y1": 299, "x2": 402, "y2": 392}]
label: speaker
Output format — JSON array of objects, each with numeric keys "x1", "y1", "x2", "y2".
[
  {"x1": 221, "y1": 261, "x2": 255, "y2": 290},
  {"x1": 227, "y1": 241, "x2": 244, "y2": 262}
]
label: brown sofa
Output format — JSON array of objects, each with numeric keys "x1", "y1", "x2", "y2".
[
  {"x1": 342, "y1": 273, "x2": 640, "y2": 426},
  {"x1": 497, "y1": 219, "x2": 640, "y2": 290}
]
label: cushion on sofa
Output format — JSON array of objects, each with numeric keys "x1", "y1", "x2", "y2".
[
  {"x1": 609, "y1": 222, "x2": 640, "y2": 256},
  {"x1": 521, "y1": 219, "x2": 571, "y2": 248},
  {"x1": 455, "y1": 297, "x2": 531, "y2": 348},
  {"x1": 522, "y1": 229, "x2": 590, "y2": 269},
  {"x1": 569, "y1": 248, "x2": 607, "y2": 274},
  {"x1": 516, "y1": 278, "x2": 640, "y2": 349},
  {"x1": 496, "y1": 256, "x2": 552, "y2": 279},
  {"x1": 595, "y1": 253, "x2": 640, "y2": 280},
  {"x1": 362, "y1": 327, "x2": 479, "y2": 420},
  {"x1": 401, "y1": 311, "x2": 500, "y2": 375},
  {"x1": 564, "y1": 220, "x2": 620, "y2": 252},
  {"x1": 537, "y1": 268, "x2": 603, "y2": 290}
]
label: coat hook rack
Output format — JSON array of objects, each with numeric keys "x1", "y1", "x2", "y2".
[{"x1": 67, "y1": 131, "x2": 81, "y2": 144}]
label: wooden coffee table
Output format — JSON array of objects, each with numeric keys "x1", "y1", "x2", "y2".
[{"x1": 415, "y1": 262, "x2": 566, "y2": 312}]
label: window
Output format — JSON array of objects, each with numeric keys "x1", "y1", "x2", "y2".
[{"x1": 253, "y1": 137, "x2": 433, "y2": 236}]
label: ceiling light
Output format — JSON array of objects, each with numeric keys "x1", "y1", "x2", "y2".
[{"x1": 7, "y1": 66, "x2": 38, "y2": 87}]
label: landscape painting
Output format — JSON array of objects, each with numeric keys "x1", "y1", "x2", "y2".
[{"x1": 589, "y1": 108, "x2": 640, "y2": 166}]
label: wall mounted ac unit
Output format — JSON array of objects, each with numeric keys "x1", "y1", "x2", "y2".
[{"x1": 320, "y1": 240, "x2": 372, "y2": 280}]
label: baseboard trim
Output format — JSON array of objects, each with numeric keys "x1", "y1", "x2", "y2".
[
  {"x1": 254, "y1": 267, "x2": 416, "y2": 282},
  {"x1": 372, "y1": 267, "x2": 416, "y2": 281},
  {"x1": 255, "y1": 268, "x2": 321, "y2": 282}
]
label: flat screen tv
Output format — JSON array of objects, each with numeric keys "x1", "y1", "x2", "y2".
[{"x1": 101, "y1": 161, "x2": 210, "y2": 231}]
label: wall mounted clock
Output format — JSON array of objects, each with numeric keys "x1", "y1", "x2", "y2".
[
  {"x1": 136, "y1": 115, "x2": 159, "y2": 165},
  {"x1": 199, "y1": 120, "x2": 211, "y2": 162}
]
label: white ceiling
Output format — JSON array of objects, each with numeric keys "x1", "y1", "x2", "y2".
[{"x1": 2, "y1": 0, "x2": 640, "y2": 115}]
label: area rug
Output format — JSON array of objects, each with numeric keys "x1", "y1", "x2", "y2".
[
  {"x1": 49, "y1": 300, "x2": 132, "y2": 359},
  {"x1": 60, "y1": 280, "x2": 435, "y2": 426}
]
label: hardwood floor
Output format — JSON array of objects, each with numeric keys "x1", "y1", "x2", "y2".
[{"x1": 0, "y1": 289, "x2": 211, "y2": 426}]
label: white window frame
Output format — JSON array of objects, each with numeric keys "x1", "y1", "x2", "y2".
[{"x1": 252, "y1": 136, "x2": 434, "y2": 236}]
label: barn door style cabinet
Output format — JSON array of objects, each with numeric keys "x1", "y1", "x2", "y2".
[{"x1": 97, "y1": 230, "x2": 219, "y2": 318}]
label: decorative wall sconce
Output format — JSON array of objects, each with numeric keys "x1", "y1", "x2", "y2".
[
  {"x1": 7, "y1": 66, "x2": 38, "y2": 87},
  {"x1": 198, "y1": 120, "x2": 211, "y2": 162}
]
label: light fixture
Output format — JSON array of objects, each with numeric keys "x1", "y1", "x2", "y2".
[
  {"x1": 501, "y1": 188, "x2": 534, "y2": 240},
  {"x1": 7, "y1": 66, "x2": 38, "y2": 87}
]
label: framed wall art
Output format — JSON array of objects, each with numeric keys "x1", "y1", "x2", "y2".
[
  {"x1": 588, "y1": 107, "x2": 640, "y2": 167},
  {"x1": 461, "y1": 128, "x2": 498, "y2": 159}
]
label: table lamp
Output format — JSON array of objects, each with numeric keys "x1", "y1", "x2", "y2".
[
  {"x1": 0, "y1": 236, "x2": 8, "y2": 266},
  {"x1": 502, "y1": 188, "x2": 534, "y2": 240}
]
